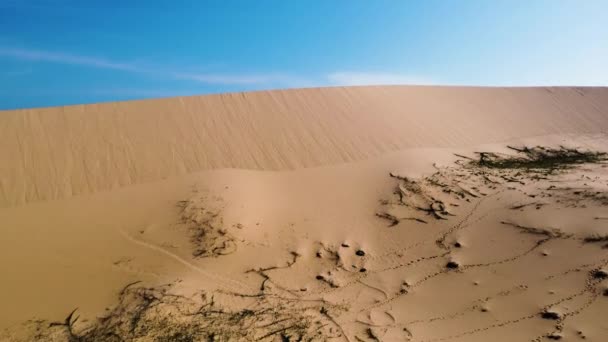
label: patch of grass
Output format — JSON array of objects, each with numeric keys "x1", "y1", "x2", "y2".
[
  {"x1": 20, "y1": 281, "x2": 343, "y2": 342},
  {"x1": 474, "y1": 146, "x2": 607, "y2": 172},
  {"x1": 583, "y1": 234, "x2": 608, "y2": 243}
]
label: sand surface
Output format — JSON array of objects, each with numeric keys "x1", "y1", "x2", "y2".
[{"x1": 1, "y1": 86, "x2": 608, "y2": 341}]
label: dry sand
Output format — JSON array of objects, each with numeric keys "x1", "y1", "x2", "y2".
[{"x1": 1, "y1": 86, "x2": 608, "y2": 341}]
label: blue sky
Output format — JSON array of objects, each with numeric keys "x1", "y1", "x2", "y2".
[{"x1": 1, "y1": 1, "x2": 607, "y2": 109}]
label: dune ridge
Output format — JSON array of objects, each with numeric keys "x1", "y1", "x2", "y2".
[{"x1": 1, "y1": 86, "x2": 608, "y2": 207}]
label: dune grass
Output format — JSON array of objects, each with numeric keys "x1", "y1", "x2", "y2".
[{"x1": 475, "y1": 146, "x2": 607, "y2": 172}]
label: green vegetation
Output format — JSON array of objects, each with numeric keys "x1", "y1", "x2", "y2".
[{"x1": 474, "y1": 146, "x2": 607, "y2": 172}]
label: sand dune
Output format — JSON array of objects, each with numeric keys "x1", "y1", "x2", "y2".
[
  {"x1": 1, "y1": 86, "x2": 608, "y2": 341},
  {"x1": 1, "y1": 86, "x2": 608, "y2": 207}
]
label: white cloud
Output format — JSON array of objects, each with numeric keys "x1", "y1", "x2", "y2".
[
  {"x1": 0, "y1": 47, "x2": 307, "y2": 87},
  {"x1": 171, "y1": 72, "x2": 309, "y2": 87},
  {"x1": 88, "y1": 88, "x2": 200, "y2": 97},
  {"x1": 0, "y1": 47, "x2": 443, "y2": 88},
  {"x1": 0, "y1": 47, "x2": 140, "y2": 72},
  {"x1": 327, "y1": 71, "x2": 437, "y2": 86}
]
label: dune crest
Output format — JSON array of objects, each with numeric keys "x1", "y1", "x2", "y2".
[{"x1": 1, "y1": 86, "x2": 608, "y2": 207}]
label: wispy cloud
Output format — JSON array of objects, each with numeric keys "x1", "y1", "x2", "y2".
[
  {"x1": 327, "y1": 71, "x2": 437, "y2": 86},
  {"x1": 0, "y1": 47, "x2": 441, "y2": 89},
  {"x1": 88, "y1": 88, "x2": 202, "y2": 97},
  {"x1": 0, "y1": 47, "x2": 140, "y2": 72},
  {"x1": 0, "y1": 47, "x2": 309, "y2": 87},
  {"x1": 3, "y1": 68, "x2": 33, "y2": 77},
  {"x1": 172, "y1": 72, "x2": 310, "y2": 87}
]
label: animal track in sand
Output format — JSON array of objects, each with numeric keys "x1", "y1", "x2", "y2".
[
  {"x1": 355, "y1": 146, "x2": 608, "y2": 340},
  {"x1": 8, "y1": 145, "x2": 608, "y2": 341},
  {"x1": 111, "y1": 257, "x2": 161, "y2": 278},
  {"x1": 117, "y1": 228, "x2": 252, "y2": 292},
  {"x1": 403, "y1": 285, "x2": 529, "y2": 326}
]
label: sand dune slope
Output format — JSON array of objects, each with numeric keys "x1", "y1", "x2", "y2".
[
  {"x1": 1, "y1": 86, "x2": 608, "y2": 342},
  {"x1": 1, "y1": 86, "x2": 608, "y2": 207}
]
